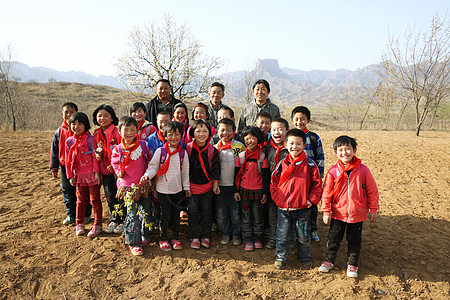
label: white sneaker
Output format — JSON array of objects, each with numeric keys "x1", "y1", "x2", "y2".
[
  {"x1": 318, "y1": 261, "x2": 334, "y2": 273},
  {"x1": 347, "y1": 265, "x2": 358, "y2": 278},
  {"x1": 104, "y1": 222, "x2": 117, "y2": 234},
  {"x1": 113, "y1": 223, "x2": 124, "y2": 234}
]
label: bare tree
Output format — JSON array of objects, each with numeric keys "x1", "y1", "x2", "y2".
[
  {"x1": 382, "y1": 12, "x2": 450, "y2": 136},
  {"x1": 115, "y1": 15, "x2": 224, "y2": 100},
  {"x1": 0, "y1": 45, "x2": 20, "y2": 131}
]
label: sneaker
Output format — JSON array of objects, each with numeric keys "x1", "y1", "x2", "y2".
[
  {"x1": 180, "y1": 211, "x2": 188, "y2": 218},
  {"x1": 63, "y1": 216, "x2": 74, "y2": 225},
  {"x1": 87, "y1": 225, "x2": 102, "y2": 238},
  {"x1": 129, "y1": 246, "x2": 144, "y2": 256},
  {"x1": 75, "y1": 224, "x2": 85, "y2": 236},
  {"x1": 104, "y1": 222, "x2": 117, "y2": 234},
  {"x1": 113, "y1": 223, "x2": 124, "y2": 234},
  {"x1": 159, "y1": 240, "x2": 172, "y2": 252},
  {"x1": 244, "y1": 242, "x2": 254, "y2": 251},
  {"x1": 254, "y1": 240, "x2": 263, "y2": 249},
  {"x1": 140, "y1": 238, "x2": 151, "y2": 247},
  {"x1": 274, "y1": 260, "x2": 285, "y2": 270},
  {"x1": 190, "y1": 238, "x2": 201, "y2": 249},
  {"x1": 220, "y1": 235, "x2": 230, "y2": 245},
  {"x1": 302, "y1": 261, "x2": 312, "y2": 269},
  {"x1": 266, "y1": 239, "x2": 276, "y2": 249},
  {"x1": 201, "y1": 238, "x2": 210, "y2": 249},
  {"x1": 311, "y1": 231, "x2": 320, "y2": 242},
  {"x1": 171, "y1": 240, "x2": 182, "y2": 250},
  {"x1": 318, "y1": 261, "x2": 334, "y2": 273},
  {"x1": 232, "y1": 236, "x2": 242, "y2": 246},
  {"x1": 347, "y1": 265, "x2": 358, "y2": 278},
  {"x1": 84, "y1": 216, "x2": 92, "y2": 224}
]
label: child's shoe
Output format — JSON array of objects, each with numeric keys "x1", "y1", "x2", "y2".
[
  {"x1": 232, "y1": 236, "x2": 242, "y2": 246},
  {"x1": 75, "y1": 224, "x2": 85, "y2": 236},
  {"x1": 190, "y1": 238, "x2": 201, "y2": 249},
  {"x1": 244, "y1": 242, "x2": 254, "y2": 251},
  {"x1": 254, "y1": 240, "x2": 263, "y2": 249},
  {"x1": 171, "y1": 240, "x2": 182, "y2": 250},
  {"x1": 318, "y1": 261, "x2": 334, "y2": 273},
  {"x1": 129, "y1": 246, "x2": 144, "y2": 256},
  {"x1": 180, "y1": 211, "x2": 188, "y2": 218},
  {"x1": 220, "y1": 235, "x2": 230, "y2": 245},
  {"x1": 104, "y1": 222, "x2": 117, "y2": 234},
  {"x1": 201, "y1": 238, "x2": 210, "y2": 249},
  {"x1": 87, "y1": 225, "x2": 102, "y2": 238},
  {"x1": 347, "y1": 265, "x2": 358, "y2": 278},
  {"x1": 266, "y1": 239, "x2": 276, "y2": 249},
  {"x1": 274, "y1": 260, "x2": 285, "y2": 270},
  {"x1": 113, "y1": 223, "x2": 124, "y2": 234},
  {"x1": 140, "y1": 237, "x2": 151, "y2": 247},
  {"x1": 63, "y1": 216, "x2": 74, "y2": 225},
  {"x1": 310, "y1": 231, "x2": 320, "y2": 242},
  {"x1": 159, "y1": 240, "x2": 172, "y2": 252}
]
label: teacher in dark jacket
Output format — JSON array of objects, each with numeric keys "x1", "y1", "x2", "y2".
[{"x1": 145, "y1": 79, "x2": 182, "y2": 125}]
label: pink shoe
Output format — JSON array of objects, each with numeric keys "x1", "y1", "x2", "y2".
[
  {"x1": 201, "y1": 238, "x2": 210, "y2": 249},
  {"x1": 87, "y1": 225, "x2": 102, "y2": 238},
  {"x1": 159, "y1": 240, "x2": 172, "y2": 251},
  {"x1": 129, "y1": 246, "x2": 144, "y2": 256},
  {"x1": 254, "y1": 240, "x2": 263, "y2": 249},
  {"x1": 171, "y1": 240, "x2": 182, "y2": 250},
  {"x1": 75, "y1": 224, "x2": 85, "y2": 236},
  {"x1": 190, "y1": 238, "x2": 201, "y2": 249},
  {"x1": 244, "y1": 242, "x2": 254, "y2": 251},
  {"x1": 140, "y1": 237, "x2": 151, "y2": 247}
]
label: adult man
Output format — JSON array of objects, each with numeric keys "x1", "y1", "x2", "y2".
[
  {"x1": 206, "y1": 82, "x2": 228, "y2": 128},
  {"x1": 145, "y1": 79, "x2": 182, "y2": 125}
]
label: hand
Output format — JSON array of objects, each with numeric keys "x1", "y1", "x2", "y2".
[
  {"x1": 213, "y1": 182, "x2": 220, "y2": 195},
  {"x1": 69, "y1": 177, "x2": 75, "y2": 186},
  {"x1": 184, "y1": 189, "x2": 192, "y2": 198},
  {"x1": 306, "y1": 200, "x2": 313, "y2": 208},
  {"x1": 117, "y1": 171, "x2": 123, "y2": 178},
  {"x1": 140, "y1": 175, "x2": 149, "y2": 184},
  {"x1": 51, "y1": 170, "x2": 58, "y2": 179},
  {"x1": 368, "y1": 212, "x2": 377, "y2": 223},
  {"x1": 106, "y1": 165, "x2": 114, "y2": 173},
  {"x1": 260, "y1": 194, "x2": 268, "y2": 204},
  {"x1": 95, "y1": 153, "x2": 102, "y2": 162},
  {"x1": 95, "y1": 172, "x2": 101, "y2": 185},
  {"x1": 323, "y1": 214, "x2": 331, "y2": 225},
  {"x1": 234, "y1": 193, "x2": 241, "y2": 202}
]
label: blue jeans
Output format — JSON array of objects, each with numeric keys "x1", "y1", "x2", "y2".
[
  {"x1": 188, "y1": 190, "x2": 213, "y2": 239},
  {"x1": 216, "y1": 186, "x2": 241, "y2": 237},
  {"x1": 124, "y1": 196, "x2": 153, "y2": 246},
  {"x1": 276, "y1": 208, "x2": 311, "y2": 263},
  {"x1": 61, "y1": 165, "x2": 90, "y2": 220}
]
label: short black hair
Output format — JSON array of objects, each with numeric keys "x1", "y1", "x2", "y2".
[
  {"x1": 210, "y1": 82, "x2": 225, "y2": 93},
  {"x1": 118, "y1": 116, "x2": 138, "y2": 130},
  {"x1": 192, "y1": 102, "x2": 209, "y2": 120},
  {"x1": 241, "y1": 126, "x2": 264, "y2": 144},
  {"x1": 163, "y1": 121, "x2": 184, "y2": 137},
  {"x1": 157, "y1": 110, "x2": 172, "y2": 118},
  {"x1": 291, "y1": 106, "x2": 311, "y2": 121},
  {"x1": 252, "y1": 79, "x2": 270, "y2": 93},
  {"x1": 272, "y1": 118, "x2": 289, "y2": 131},
  {"x1": 156, "y1": 79, "x2": 171, "y2": 87},
  {"x1": 217, "y1": 117, "x2": 236, "y2": 132},
  {"x1": 218, "y1": 106, "x2": 234, "y2": 119},
  {"x1": 68, "y1": 112, "x2": 91, "y2": 132},
  {"x1": 189, "y1": 119, "x2": 212, "y2": 138},
  {"x1": 333, "y1": 135, "x2": 357, "y2": 151},
  {"x1": 256, "y1": 111, "x2": 272, "y2": 122},
  {"x1": 285, "y1": 129, "x2": 306, "y2": 144},
  {"x1": 62, "y1": 102, "x2": 78, "y2": 112},
  {"x1": 93, "y1": 104, "x2": 119, "y2": 126},
  {"x1": 129, "y1": 102, "x2": 146, "y2": 114}
]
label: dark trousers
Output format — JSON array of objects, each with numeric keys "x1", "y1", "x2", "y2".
[
  {"x1": 309, "y1": 204, "x2": 318, "y2": 232},
  {"x1": 216, "y1": 186, "x2": 241, "y2": 237},
  {"x1": 188, "y1": 190, "x2": 213, "y2": 240},
  {"x1": 267, "y1": 197, "x2": 278, "y2": 242},
  {"x1": 103, "y1": 174, "x2": 122, "y2": 224},
  {"x1": 76, "y1": 184, "x2": 102, "y2": 226},
  {"x1": 240, "y1": 191, "x2": 264, "y2": 243},
  {"x1": 124, "y1": 196, "x2": 153, "y2": 246},
  {"x1": 61, "y1": 165, "x2": 91, "y2": 219},
  {"x1": 157, "y1": 192, "x2": 183, "y2": 241},
  {"x1": 325, "y1": 219, "x2": 363, "y2": 267}
]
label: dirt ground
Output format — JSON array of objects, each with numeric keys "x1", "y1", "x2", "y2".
[{"x1": 0, "y1": 130, "x2": 448, "y2": 299}]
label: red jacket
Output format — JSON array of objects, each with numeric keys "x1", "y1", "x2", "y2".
[
  {"x1": 93, "y1": 125, "x2": 121, "y2": 175},
  {"x1": 270, "y1": 158, "x2": 323, "y2": 211},
  {"x1": 321, "y1": 163, "x2": 379, "y2": 223}
]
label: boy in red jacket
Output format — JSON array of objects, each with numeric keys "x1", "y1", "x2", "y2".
[
  {"x1": 318, "y1": 135, "x2": 379, "y2": 278},
  {"x1": 270, "y1": 129, "x2": 323, "y2": 270}
]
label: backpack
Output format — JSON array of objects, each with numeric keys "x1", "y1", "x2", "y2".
[
  {"x1": 238, "y1": 150, "x2": 265, "y2": 175},
  {"x1": 66, "y1": 135, "x2": 94, "y2": 154},
  {"x1": 159, "y1": 146, "x2": 186, "y2": 169},
  {"x1": 116, "y1": 140, "x2": 149, "y2": 163},
  {"x1": 185, "y1": 142, "x2": 215, "y2": 169}
]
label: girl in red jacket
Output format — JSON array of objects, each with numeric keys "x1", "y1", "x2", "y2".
[{"x1": 318, "y1": 135, "x2": 379, "y2": 278}]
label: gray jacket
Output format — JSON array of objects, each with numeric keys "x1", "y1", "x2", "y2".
[{"x1": 237, "y1": 98, "x2": 280, "y2": 133}]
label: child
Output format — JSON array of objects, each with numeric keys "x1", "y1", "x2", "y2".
[
  {"x1": 265, "y1": 118, "x2": 289, "y2": 249},
  {"x1": 65, "y1": 112, "x2": 103, "y2": 238},
  {"x1": 49, "y1": 102, "x2": 91, "y2": 225},
  {"x1": 270, "y1": 129, "x2": 323, "y2": 270},
  {"x1": 185, "y1": 103, "x2": 217, "y2": 144},
  {"x1": 92, "y1": 104, "x2": 123, "y2": 234},
  {"x1": 211, "y1": 107, "x2": 242, "y2": 145},
  {"x1": 146, "y1": 111, "x2": 172, "y2": 154},
  {"x1": 291, "y1": 106, "x2": 325, "y2": 242},
  {"x1": 214, "y1": 118, "x2": 245, "y2": 245},
  {"x1": 172, "y1": 102, "x2": 190, "y2": 146},
  {"x1": 130, "y1": 102, "x2": 156, "y2": 140},
  {"x1": 111, "y1": 116, "x2": 153, "y2": 256},
  {"x1": 234, "y1": 126, "x2": 269, "y2": 251},
  {"x1": 186, "y1": 119, "x2": 220, "y2": 249},
  {"x1": 141, "y1": 121, "x2": 191, "y2": 251},
  {"x1": 254, "y1": 111, "x2": 272, "y2": 144},
  {"x1": 318, "y1": 136, "x2": 379, "y2": 278}
]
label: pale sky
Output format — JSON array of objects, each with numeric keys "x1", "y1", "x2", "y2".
[{"x1": 1, "y1": 0, "x2": 448, "y2": 76}]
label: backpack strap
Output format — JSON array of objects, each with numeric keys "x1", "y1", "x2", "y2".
[
  {"x1": 159, "y1": 146, "x2": 185, "y2": 170},
  {"x1": 66, "y1": 137, "x2": 73, "y2": 149},
  {"x1": 139, "y1": 140, "x2": 148, "y2": 162}
]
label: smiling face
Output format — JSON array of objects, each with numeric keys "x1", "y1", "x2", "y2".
[
  {"x1": 253, "y1": 83, "x2": 269, "y2": 105},
  {"x1": 255, "y1": 116, "x2": 271, "y2": 136},
  {"x1": 166, "y1": 129, "x2": 182, "y2": 148},
  {"x1": 335, "y1": 144, "x2": 356, "y2": 165},
  {"x1": 285, "y1": 135, "x2": 305, "y2": 158},
  {"x1": 217, "y1": 109, "x2": 232, "y2": 122},
  {"x1": 156, "y1": 81, "x2": 171, "y2": 103},
  {"x1": 193, "y1": 106, "x2": 207, "y2": 120},
  {"x1": 120, "y1": 124, "x2": 137, "y2": 145},
  {"x1": 61, "y1": 106, "x2": 76, "y2": 123},
  {"x1": 173, "y1": 107, "x2": 187, "y2": 123},
  {"x1": 292, "y1": 112, "x2": 310, "y2": 131},
  {"x1": 193, "y1": 124, "x2": 210, "y2": 146},
  {"x1": 244, "y1": 133, "x2": 259, "y2": 151},
  {"x1": 131, "y1": 107, "x2": 146, "y2": 123},
  {"x1": 156, "y1": 114, "x2": 171, "y2": 131},
  {"x1": 96, "y1": 109, "x2": 113, "y2": 129},
  {"x1": 270, "y1": 121, "x2": 287, "y2": 146},
  {"x1": 70, "y1": 120, "x2": 86, "y2": 136},
  {"x1": 208, "y1": 86, "x2": 224, "y2": 108},
  {"x1": 217, "y1": 123, "x2": 234, "y2": 143}
]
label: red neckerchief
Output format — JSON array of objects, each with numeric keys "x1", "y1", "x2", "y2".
[
  {"x1": 120, "y1": 136, "x2": 140, "y2": 174},
  {"x1": 303, "y1": 127, "x2": 309, "y2": 133},
  {"x1": 332, "y1": 156, "x2": 362, "y2": 198},
  {"x1": 216, "y1": 139, "x2": 232, "y2": 154},
  {"x1": 157, "y1": 142, "x2": 182, "y2": 180},
  {"x1": 279, "y1": 152, "x2": 307, "y2": 189},
  {"x1": 270, "y1": 139, "x2": 285, "y2": 166},
  {"x1": 97, "y1": 124, "x2": 116, "y2": 166},
  {"x1": 235, "y1": 146, "x2": 261, "y2": 189},
  {"x1": 260, "y1": 139, "x2": 268, "y2": 148},
  {"x1": 61, "y1": 120, "x2": 73, "y2": 137},
  {"x1": 68, "y1": 132, "x2": 88, "y2": 167},
  {"x1": 137, "y1": 120, "x2": 145, "y2": 132},
  {"x1": 192, "y1": 140, "x2": 211, "y2": 181},
  {"x1": 156, "y1": 130, "x2": 166, "y2": 144}
]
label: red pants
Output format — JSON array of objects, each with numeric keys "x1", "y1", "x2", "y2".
[{"x1": 76, "y1": 184, "x2": 102, "y2": 226}]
